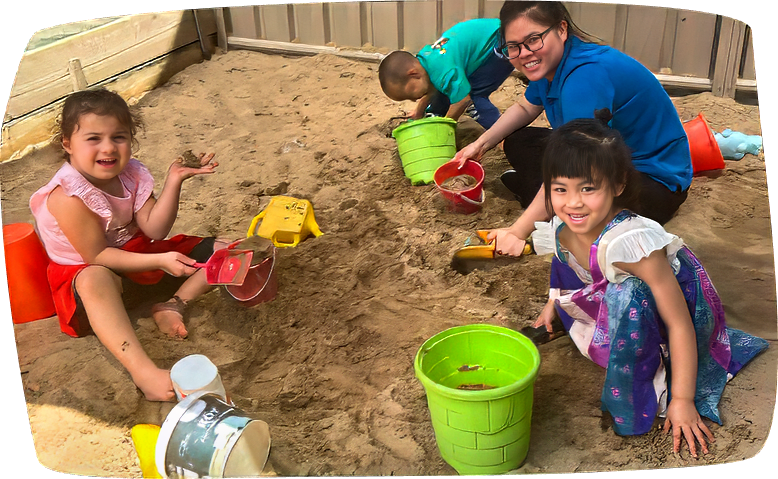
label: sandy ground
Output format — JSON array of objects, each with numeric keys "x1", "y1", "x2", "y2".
[{"x1": 1, "y1": 49, "x2": 775, "y2": 476}]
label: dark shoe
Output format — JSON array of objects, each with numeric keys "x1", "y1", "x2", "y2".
[
  {"x1": 464, "y1": 102, "x2": 480, "y2": 121},
  {"x1": 500, "y1": 169, "x2": 523, "y2": 203},
  {"x1": 520, "y1": 317, "x2": 566, "y2": 345}
]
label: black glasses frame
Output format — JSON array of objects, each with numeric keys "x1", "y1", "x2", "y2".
[{"x1": 494, "y1": 25, "x2": 556, "y2": 60}]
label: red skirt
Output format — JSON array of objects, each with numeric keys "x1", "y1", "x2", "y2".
[{"x1": 47, "y1": 233, "x2": 206, "y2": 338}]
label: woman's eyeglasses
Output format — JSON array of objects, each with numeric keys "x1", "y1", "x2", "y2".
[{"x1": 495, "y1": 25, "x2": 556, "y2": 60}]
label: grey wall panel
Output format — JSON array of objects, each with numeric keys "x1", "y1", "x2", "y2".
[
  {"x1": 402, "y1": 0, "x2": 438, "y2": 52},
  {"x1": 229, "y1": 5, "x2": 260, "y2": 40},
  {"x1": 330, "y1": 2, "x2": 364, "y2": 47},
  {"x1": 294, "y1": 3, "x2": 327, "y2": 45},
  {"x1": 261, "y1": 4, "x2": 294, "y2": 42},
  {"x1": 670, "y1": 10, "x2": 716, "y2": 78},
  {"x1": 370, "y1": 1, "x2": 401, "y2": 50}
]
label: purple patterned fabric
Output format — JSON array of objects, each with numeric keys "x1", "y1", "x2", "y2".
[{"x1": 549, "y1": 210, "x2": 768, "y2": 434}]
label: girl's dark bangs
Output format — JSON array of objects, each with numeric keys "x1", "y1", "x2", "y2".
[{"x1": 545, "y1": 141, "x2": 597, "y2": 183}]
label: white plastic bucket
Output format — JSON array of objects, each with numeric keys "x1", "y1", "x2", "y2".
[{"x1": 170, "y1": 354, "x2": 230, "y2": 403}]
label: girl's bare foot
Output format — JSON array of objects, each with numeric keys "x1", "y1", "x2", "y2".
[
  {"x1": 151, "y1": 296, "x2": 188, "y2": 339},
  {"x1": 132, "y1": 367, "x2": 176, "y2": 402}
]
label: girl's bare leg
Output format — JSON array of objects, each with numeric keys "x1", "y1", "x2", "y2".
[
  {"x1": 76, "y1": 265, "x2": 175, "y2": 402},
  {"x1": 153, "y1": 239, "x2": 230, "y2": 338}
]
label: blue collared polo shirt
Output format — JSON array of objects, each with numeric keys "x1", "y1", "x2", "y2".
[{"x1": 525, "y1": 36, "x2": 692, "y2": 192}]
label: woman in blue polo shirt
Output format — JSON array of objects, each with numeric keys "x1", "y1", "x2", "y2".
[{"x1": 454, "y1": 1, "x2": 692, "y2": 256}]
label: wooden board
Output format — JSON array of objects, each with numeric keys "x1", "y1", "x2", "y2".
[
  {"x1": 6, "y1": 10, "x2": 217, "y2": 122},
  {"x1": 2, "y1": 41, "x2": 210, "y2": 163}
]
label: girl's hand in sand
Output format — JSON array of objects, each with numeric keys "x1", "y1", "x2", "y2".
[
  {"x1": 168, "y1": 152, "x2": 218, "y2": 182},
  {"x1": 158, "y1": 252, "x2": 199, "y2": 277},
  {"x1": 533, "y1": 299, "x2": 558, "y2": 332},
  {"x1": 131, "y1": 367, "x2": 176, "y2": 402},
  {"x1": 663, "y1": 398, "x2": 714, "y2": 458},
  {"x1": 487, "y1": 228, "x2": 527, "y2": 256}
]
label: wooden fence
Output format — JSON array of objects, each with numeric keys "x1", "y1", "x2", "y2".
[
  {"x1": 1, "y1": 1, "x2": 756, "y2": 162},
  {"x1": 218, "y1": 0, "x2": 755, "y2": 96},
  {"x1": 1, "y1": 10, "x2": 217, "y2": 162}
]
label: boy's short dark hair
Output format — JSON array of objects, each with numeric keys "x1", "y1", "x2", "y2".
[{"x1": 378, "y1": 50, "x2": 418, "y2": 95}]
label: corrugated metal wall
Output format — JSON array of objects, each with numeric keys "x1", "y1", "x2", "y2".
[{"x1": 219, "y1": 1, "x2": 756, "y2": 98}]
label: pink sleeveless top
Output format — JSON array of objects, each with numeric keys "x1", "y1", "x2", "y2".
[{"x1": 29, "y1": 159, "x2": 155, "y2": 265}]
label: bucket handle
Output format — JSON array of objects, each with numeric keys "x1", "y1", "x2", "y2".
[
  {"x1": 227, "y1": 248, "x2": 277, "y2": 303},
  {"x1": 225, "y1": 240, "x2": 278, "y2": 302},
  {"x1": 454, "y1": 189, "x2": 485, "y2": 205}
]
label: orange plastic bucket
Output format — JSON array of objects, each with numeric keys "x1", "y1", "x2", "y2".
[
  {"x1": 2, "y1": 223, "x2": 56, "y2": 323},
  {"x1": 683, "y1": 113, "x2": 725, "y2": 175},
  {"x1": 434, "y1": 159, "x2": 485, "y2": 214}
]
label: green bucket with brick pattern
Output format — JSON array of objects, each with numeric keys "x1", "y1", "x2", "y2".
[
  {"x1": 413, "y1": 324, "x2": 540, "y2": 474},
  {"x1": 391, "y1": 116, "x2": 457, "y2": 185}
]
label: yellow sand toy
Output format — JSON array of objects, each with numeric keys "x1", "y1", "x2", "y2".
[
  {"x1": 131, "y1": 424, "x2": 162, "y2": 478},
  {"x1": 247, "y1": 196, "x2": 323, "y2": 247},
  {"x1": 453, "y1": 230, "x2": 532, "y2": 259}
]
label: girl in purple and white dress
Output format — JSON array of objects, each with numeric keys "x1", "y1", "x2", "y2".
[{"x1": 532, "y1": 109, "x2": 768, "y2": 458}]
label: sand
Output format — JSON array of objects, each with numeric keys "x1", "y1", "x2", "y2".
[{"x1": 1, "y1": 49, "x2": 775, "y2": 476}]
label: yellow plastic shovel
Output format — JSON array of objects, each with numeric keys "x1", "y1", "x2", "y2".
[
  {"x1": 453, "y1": 230, "x2": 533, "y2": 259},
  {"x1": 453, "y1": 230, "x2": 496, "y2": 259}
]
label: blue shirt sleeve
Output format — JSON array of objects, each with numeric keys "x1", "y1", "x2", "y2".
[
  {"x1": 558, "y1": 63, "x2": 615, "y2": 122},
  {"x1": 524, "y1": 81, "x2": 542, "y2": 107}
]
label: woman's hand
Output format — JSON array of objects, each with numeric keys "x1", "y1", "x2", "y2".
[
  {"x1": 663, "y1": 398, "x2": 715, "y2": 458},
  {"x1": 487, "y1": 228, "x2": 527, "y2": 256},
  {"x1": 168, "y1": 152, "x2": 218, "y2": 183},
  {"x1": 452, "y1": 140, "x2": 488, "y2": 168},
  {"x1": 157, "y1": 252, "x2": 199, "y2": 277}
]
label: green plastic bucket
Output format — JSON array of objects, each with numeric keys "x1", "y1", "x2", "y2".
[
  {"x1": 414, "y1": 324, "x2": 541, "y2": 475},
  {"x1": 391, "y1": 116, "x2": 457, "y2": 185}
]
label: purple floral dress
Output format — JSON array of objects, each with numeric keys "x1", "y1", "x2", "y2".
[{"x1": 549, "y1": 210, "x2": 768, "y2": 435}]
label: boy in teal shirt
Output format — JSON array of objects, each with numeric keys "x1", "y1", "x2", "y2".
[{"x1": 378, "y1": 18, "x2": 515, "y2": 129}]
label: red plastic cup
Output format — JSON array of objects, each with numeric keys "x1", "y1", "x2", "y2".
[{"x1": 224, "y1": 247, "x2": 278, "y2": 307}]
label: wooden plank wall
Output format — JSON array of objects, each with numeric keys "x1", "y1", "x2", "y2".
[
  {"x1": 1, "y1": 9, "x2": 218, "y2": 162},
  {"x1": 219, "y1": 1, "x2": 753, "y2": 94},
  {"x1": 1, "y1": 1, "x2": 758, "y2": 162}
]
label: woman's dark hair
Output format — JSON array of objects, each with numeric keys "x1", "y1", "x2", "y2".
[
  {"x1": 54, "y1": 88, "x2": 143, "y2": 161},
  {"x1": 499, "y1": 1, "x2": 601, "y2": 44},
  {"x1": 542, "y1": 108, "x2": 640, "y2": 215}
]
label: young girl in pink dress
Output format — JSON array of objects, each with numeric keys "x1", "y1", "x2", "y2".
[
  {"x1": 30, "y1": 88, "x2": 225, "y2": 401},
  {"x1": 531, "y1": 110, "x2": 768, "y2": 457}
]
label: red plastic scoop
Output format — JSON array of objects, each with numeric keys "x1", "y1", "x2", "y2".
[{"x1": 193, "y1": 248, "x2": 254, "y2": 285}]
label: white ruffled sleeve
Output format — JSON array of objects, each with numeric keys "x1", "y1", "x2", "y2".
[{"x1": 600, "y1": 215, "x2": 685, "y2": 283}]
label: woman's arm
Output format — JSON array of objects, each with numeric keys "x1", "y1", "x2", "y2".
[
  {"x1": 454, "y1": 96, "x2": 543, "y2": 165},
  {"x1": 615, "y1": 250, "x2": 714, "y2": 458},
  {"x1": 47, "y1": 187, "x2": 197, "y2": 277}
]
